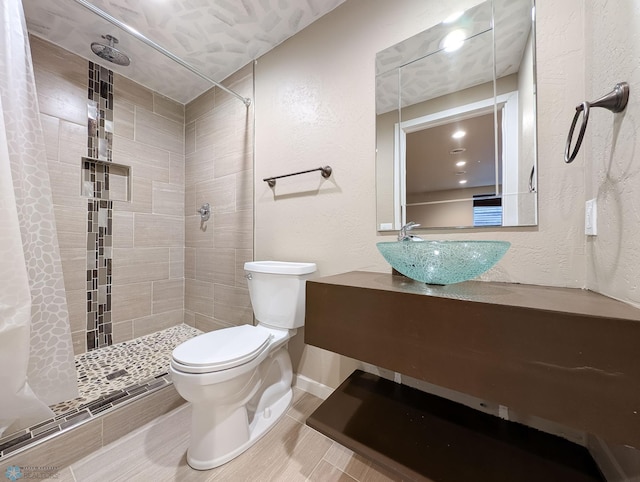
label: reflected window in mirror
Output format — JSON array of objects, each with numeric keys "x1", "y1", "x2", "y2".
[{"x1": 375, "y1": 0, "x2": 537, "y2": 231}]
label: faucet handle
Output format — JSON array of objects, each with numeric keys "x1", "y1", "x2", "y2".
[{"x1": 398, "y1": 222, "x2": 421, "y2": 241}]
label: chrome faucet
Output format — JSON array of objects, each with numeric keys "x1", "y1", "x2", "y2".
[{"x1": 398, "y1": 222, "x2": 422, "y2": 241}]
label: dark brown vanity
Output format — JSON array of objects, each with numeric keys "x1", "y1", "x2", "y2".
[{"x1": 305, "y1": 271, "x2": 640, "y2": 481}]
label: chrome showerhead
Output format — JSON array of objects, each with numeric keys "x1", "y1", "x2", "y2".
[{"x1": 91, "y1": 34, "x2": 130, "y2": 66}]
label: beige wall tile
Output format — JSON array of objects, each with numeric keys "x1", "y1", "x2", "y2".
[
  {"x1": 194, "y1": 313, "x2": 233, "y2": 333},
  {"x1": 236, "y1": 169, "x2": 254, "y2": 211},
  {"x1": 196, "y1": 176, "x2": 235, "y2": 214},
  {"x1": 184, "y1": 247, "x2": 196, "y2": 279},
  {"x1": 52, "y1": 203, "x2": 86, "y2": 250},
  {"x1": 214, "y1": 210, "x2": 253, "y2": 249},
  {"x1": 197, "y1": 247, "x2": 235, "y2": 285},
  {"x1": 71, "y1": 330, "x2": 86, "y2": 355},
  {"x1": 134, "y1": 213, "x2": 184, "y2": 247},
  {"x1": 49, "y1": 162, "x2": 81, "y2": 206},
  {"x1": 132, "y1": 309, "x2": 184, "y2": 337},
  {"x1": 41, "y1": 114, "x2": 60, "y2": 161},
  {"x1": 135, "y1": 106, "x2": 184, "y2": 154},
  {"x1": 152, "y1": 279, "x2": 184, "y2": 314},
  {"x1": 195, "y1": 111, "x2": 217, "y2": 150},
  {"x1": 58, "y1": 120, "x2": 87, "y2": 165},
  {"x1": 59, "y1": 248, "x2": 87, "y2": 292},
  {"x1": 185, "y1": 214, "x2": 214, "y2": 249},
  {"x1": 101, "y1": 386, "x2": 184, "y2": 446},
  {"x1": 30, "y1": 36, "x2": 86, "y2": 89},
  {"x1": 35, "y1": 67, "x2": 87, "y2": 125},
  {"x1": 152, "y1": 182, "x2": 184, "y2": 217},
  {"x1": 66, "y1": 289, "x2": 87, "y2": 333},
  {"x1": 194, "y1": 247, "x2": 215, "y2": 282},
  {"x1": 236, "y1": 248, "x2": 253, "y2": 287},
  {"x1": 114, "y1": 74, "x2": 154, "y2": 111},
  {"x1": 111, "y1": 282, "x2": 152, "y2": 323},
  {"x1": 114, "y1": 176, "x2": 152, "y2": 214},
  {"x1": 184, "y1": 184, "x2": 196, "y2": 217},
  {"x1": 114, "y1": 99, "x2": 135, "y2": 140},
  {"x1": 112, "y1": 135, "x2": 171, "y2": 183},
  {"x1": 214, "y1": 148, "x2": 253, "y2": 180},
  {"x1": 112, "y1": 211, "x2": 134, "y2": 248},
  {"x1": 213, "y1": 284, "x2": 252, "y2": 326},
  {"x1": 185, "y1": 147, "x2": 214, "y2": 185},
  {"x1": 170, "y1": 152, "x2": 185, "y2": 187},
  {"x1": 170, "y1": 247, "x2": 184, "y2": 279},
  {"x1": 112, "y1": 320, "x2": 134, "y2": 344},
  {"x1": 185, "y1": 87, "x2": 215, "y2": 123},
  {"x1": 153, "y1": 92, "x2": 185, "y2": 124},
  {"x1": 184, "y1": 310, "x2": 195, "y2": 328},
  {"x1": 112, "y1": 247, "x2": 170, "y2": 285},
  {"x1": 185, "y1": 121, "x2": 196, "y2": 155},
  {"x1": 185, "y1": 279, "x2": 214, "y2": 317}
]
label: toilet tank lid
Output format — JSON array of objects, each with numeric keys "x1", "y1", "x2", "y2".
[{"x1": 244, "y1": 261, "x2": 316, "y2": 275}]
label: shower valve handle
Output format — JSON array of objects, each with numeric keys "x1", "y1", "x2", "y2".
[{"x1": 198, "y1": 203, "x2": 211, "y2": 221}]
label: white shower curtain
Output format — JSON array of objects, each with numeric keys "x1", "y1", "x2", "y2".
[{"x1": 0, "y1": 0, "x2": 78, "y2": 435}]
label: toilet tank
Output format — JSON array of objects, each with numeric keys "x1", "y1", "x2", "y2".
[{"x1": 244, "y1": 261, "x2": 316, "y2": 329}]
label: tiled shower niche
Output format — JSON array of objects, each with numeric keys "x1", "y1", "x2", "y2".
[{"x1": 81, "y1": 157, "x2": 131, "y2": 202}]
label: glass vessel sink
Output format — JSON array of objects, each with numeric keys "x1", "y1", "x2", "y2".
[{"x1": 376, "y1": 240, "x2": 511, "y2": 285}]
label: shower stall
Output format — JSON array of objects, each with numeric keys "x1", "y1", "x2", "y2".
[{"x1": 1, "y1": 0, "x2": 255, "y2": 461}]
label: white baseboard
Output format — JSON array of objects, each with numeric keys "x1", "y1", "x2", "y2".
[{"x1": 293, "y1": 374, "x2": 334, "y2": 400}]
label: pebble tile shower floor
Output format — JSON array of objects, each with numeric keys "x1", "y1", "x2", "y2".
[{"x1": 0, "y1": 324, "x2": 201, "y2": 459}]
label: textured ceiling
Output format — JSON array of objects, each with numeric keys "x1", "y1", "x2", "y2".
[
  {"x1": 23, "y1": 0, "x2": 346, "y2": 104},
  {"x1": 375, "y1": 0, "x2": 533, "y2": 115}
]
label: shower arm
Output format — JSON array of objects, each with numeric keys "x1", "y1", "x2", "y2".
[{"x1": 72, "y1": 0, "x2": 252, "y2": 107}]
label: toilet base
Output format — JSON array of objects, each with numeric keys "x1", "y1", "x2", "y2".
[{"x1": 187, "y1": 387, "x2": 293, "y2": 470}]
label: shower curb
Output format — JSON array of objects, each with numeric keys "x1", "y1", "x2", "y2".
[{"x1": 0, "y1": 379, "x2": 184, "y2": 472}]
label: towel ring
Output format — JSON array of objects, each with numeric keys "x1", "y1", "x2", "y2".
[{"x1": 564, "y1": 82, "x2": 629, "y2": 163}]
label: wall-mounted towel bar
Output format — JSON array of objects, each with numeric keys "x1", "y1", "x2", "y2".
[
  {"x1": 565, "y1": 82, "x2": 629, "y2": 163},
  {"x1": 263, "y1": 166, "x2": 332, "y2": 187}
]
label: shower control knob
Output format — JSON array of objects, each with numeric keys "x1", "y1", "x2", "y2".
[{"x1": 197, "y1": 203, "x2": 211, "y2": 221}]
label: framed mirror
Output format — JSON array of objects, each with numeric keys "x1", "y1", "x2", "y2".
[{"x1": 375, "y1": 0, "x2": 537, "y2": 231}]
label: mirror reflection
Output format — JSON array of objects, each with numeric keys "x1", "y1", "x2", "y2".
[{"x1": 375, "y1": 0, "x2": 537, "y2": 231}]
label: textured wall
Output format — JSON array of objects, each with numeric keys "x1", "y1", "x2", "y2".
[
  {"x1": 254, "y1": 0, "x2": 587, "y2": 387},
  {"x1": 183, "y1": 64, "x2": 255, "y2": 333},
  {"x1": 582, "y1": 0, "x2": 640, "y2": 476},
  {"x1": 585, "y1": 1, "x2": 640, "y2": 308},
  {"x1": 31, "y1": 37, "x2": 185, "y2": 354}
]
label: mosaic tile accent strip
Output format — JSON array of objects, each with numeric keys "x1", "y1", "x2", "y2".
[
  {"x1": 86, "y1": 199, "x2": 113, "y2": 350},
  {"x1": 87, "y1": 61, "x2": 113, "y2": 162},
  {"x1": 86, "y1": 61, "x2": 115, "y2": 351},
  {"x1": 0, "y1": 324, "x2": 201, "y2": 460}
]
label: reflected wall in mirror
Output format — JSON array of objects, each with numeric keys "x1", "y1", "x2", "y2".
[{"x1": 375, "y1": 0, "x2": 537, "y2": 231}]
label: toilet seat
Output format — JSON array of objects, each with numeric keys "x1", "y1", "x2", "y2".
[{"x1": 172, "y1": 325, "x2": 272, "y2": 374}]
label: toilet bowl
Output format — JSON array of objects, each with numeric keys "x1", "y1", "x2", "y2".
[{"x1": 169, "y1": 260, "x2": 316, "y2": 470}]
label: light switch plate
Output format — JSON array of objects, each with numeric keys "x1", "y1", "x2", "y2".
[{"x1": 585, "y1": 199, "x2": 597, "y2": 236}]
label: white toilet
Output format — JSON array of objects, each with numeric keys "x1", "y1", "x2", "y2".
[{"x1": 169, "y1": 260, "x2": 316, "y2": 470}]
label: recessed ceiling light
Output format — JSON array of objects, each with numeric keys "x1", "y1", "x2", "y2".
[
  {"x1": 455, "y1": 160, "x2": 467, "y2": 167},
  {"x1": 451, "y1": 130, "x2": 466, "y2": 139},
  {"x1": 441, "y1": 30, "x2": 466, "y2": 53},
  {"x1": 459, "y1": 179, "x2": 468, "y2": 185}
]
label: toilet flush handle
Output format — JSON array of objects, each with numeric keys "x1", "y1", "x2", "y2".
[{"x1": 245, "y1": 273, "x2": 252, "y2": 280}]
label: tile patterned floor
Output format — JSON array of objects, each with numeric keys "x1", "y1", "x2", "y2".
[
  {"x1": 51, "y1": 324, "x2": 202, "y2": 415},
  {"x1": 0, "y1": 324, "x2": 201, "y2": 460},
  {"x1": 56, "y1": 389, "x2": 403, "y2": 482}
]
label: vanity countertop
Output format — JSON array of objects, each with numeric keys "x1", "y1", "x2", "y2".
[{"x1": 305, "y1": 271, "x2": 640, "y2": 448}]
